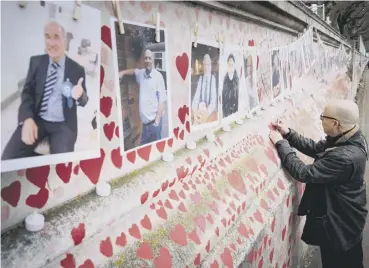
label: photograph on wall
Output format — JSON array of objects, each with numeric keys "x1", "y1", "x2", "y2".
[
  {"x1": 242, "y1": 48, "x2": 259, "y2": 111},
  {"x1": 271, "y1": 49, "x2": 282, "y2": 99},
  {"x1": 111, "y1": 19, "x2": 171, "y2": 154},
  {"x1": 296, "y1": 43, "x2": 304, "y2": 78},
  {"x1": 190, "y1": 40, "x2": 220, "y2": 131},
  {"x1": 1, "y1": 1, "x2": 101, "y2": 172},
  {"x1": 307, "y1": 29, "x2": 316, "y2": 66},
  {"x1": 280, "y1": 47, "x2": 290, "y2": 92},
  {"x1": 219, "y1": 46, "x2": 242, "y2": 120}
]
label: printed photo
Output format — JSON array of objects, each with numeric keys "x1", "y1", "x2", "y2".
[
  {"x1": 1, "y1": 1, "x2": 101, "y2": 172},
  {"x1": 302, "y1": 38, "x2": 311, "y2": 73},
  {"x1": 271, "y1": 49, "x2": 281, "y2": 98},
  {"x1": 307, "y1": 29, "x2": 316, "y2": 66},
  {"x1": 219, "y1": 47, "x2": 242, "y2": 120},
  {"x1": 111, "y1": 20, "x2": 171, "y2": 153},
  {"x1": 190, "y1": 41, "x2": 220, "y2": 130},
  {"x1": 296, "y1": 45, "x2": 304, "y2": 78},
  {"x1": 243, "y1": 49, "x2": 259, "y2": 111},
  {"x1": 280, "y1": 48, "x2": 289, "y2": 92}
]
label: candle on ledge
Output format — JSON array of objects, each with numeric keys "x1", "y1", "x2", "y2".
[
  {"x1": 96, "y1": 181, "x2": 111, "y2": 197},
  {"x1": 25, "y1": 211, "x2": 45, "y2": 232}
]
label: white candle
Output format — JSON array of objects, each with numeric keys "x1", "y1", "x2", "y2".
[
  {"x1": 96, "y1": 181, "x2": 111, "y2": 197},
  {"x1": 162, "y1": 152, "x2": 174, "y2": 162},
  {"x1": 206, "y1": 132, "x2": 216, "y2": 141},
  {"x1": 186, "y1": 139, "x2": 196, "y2": 150},
  {"x1": 25, "y1": 211, "x2": 45, "y2": 232},
  {"x1": 222, "y1": 124, "x2": 231, "y2": 132}
]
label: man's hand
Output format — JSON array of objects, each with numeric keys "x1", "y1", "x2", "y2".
[
  {"x1": 119, "y1": 70, "x2": 126, "y2": 78},
  {"x1": 22, "y1": 118, "x2": 38, "y2": 145},
  {"x1": 270, "y1": 118, "x2": 290, "y2": 135},
  {"x1": 154, "y1": 117, "x2": 160, "y2": 127},
  {"x1": 72, "y1": 78, "x2": 84, "y2": 100},
  {"x1": 269, "y1": 130, "x2": 283, "y2": 145}
]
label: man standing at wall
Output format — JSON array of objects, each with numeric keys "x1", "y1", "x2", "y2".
[
  {"x1": 119, "y1": 49, "x2": 167, "y2": 145},
  {"x1": 269, "y1": 99, "x2": 368, "y2": 268},
  {"x1": 2, "y1": 21, "x2": 88, "y2": 160},
  {"x1": 191, "y1": 54, "x2": 217, "y2": 125}
]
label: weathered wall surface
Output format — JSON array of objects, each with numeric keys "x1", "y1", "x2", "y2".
[{"x1": 1, "y1": 1, "x2": 368, "y2": 268}]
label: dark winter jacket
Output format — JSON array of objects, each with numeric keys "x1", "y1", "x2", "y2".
[
  {"x1": 275, "y1": 126, "x2": 368, "y2": 251},
  {"x1": 222, "y1": 70, "x2": 239, "y2": 118}
]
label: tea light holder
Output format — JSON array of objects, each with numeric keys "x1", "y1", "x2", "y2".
[
  {"x1": 222, "y1": 124, "x2": 231, "y2": 132},
  {"x1": 235, "y1": 119, "x2": 243, "y2": 125},
  {"x1": 162, "y1": 151, "x2": 174, "y2": 162},
  {"x1": 206, "y1": 132, "x2": 216, "y2": 141},
  {"x1": 25, "y1": 211, "x2": 45, "y2": 232},
  {"x1": 186, "y1": 138, "x2": 196, "y2": 150},
  {"x1": 96, "y1": 181, "x2": 111, "y2": 197}
]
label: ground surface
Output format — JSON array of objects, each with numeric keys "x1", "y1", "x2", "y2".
[{"x1": 303, "y1": 68, "x2": 369, "y2": 268}]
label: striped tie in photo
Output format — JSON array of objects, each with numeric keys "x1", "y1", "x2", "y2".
[{"x1": 39, "y1": 62, "x2": 59, "y2": 116}]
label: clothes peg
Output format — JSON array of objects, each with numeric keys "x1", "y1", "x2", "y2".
[
  {"x1": 73, "y1": 0, "x2": 82, "y2": 21},
  {"x1": 112, "y1": 0, "x2": 124, "y2": 34},
  {"x1": 216, "y1": 32, "x2": 224, "y2": 54},
  {"x1": 193, "y1": 22, "x2": 199, "y2": 48},
  {"x1": 18, "y1": 1, "x2": 27, "y2": 8}
]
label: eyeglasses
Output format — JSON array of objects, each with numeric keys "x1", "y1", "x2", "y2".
[{"x1": 320, "y1": 113, "x2": 338, "y2": 121}]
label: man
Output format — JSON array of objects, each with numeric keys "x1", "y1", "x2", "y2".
[
  {"x1": 269, "y1": 99, "x2": 368, "y2": 268},
  {"x1": 2, "y1": 21, "x2": 88, "y2": 160},
  {"x1": 119, "y1": 49, "x2": 167, "y2": 145},
  {"x1": 192, "y1": 54, "x2": 217, "y2": 125}
]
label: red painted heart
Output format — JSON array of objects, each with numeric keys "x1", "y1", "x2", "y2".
[
  {"x1": 178, "y1": 105, "x2": 188, "y2": 124},
  {"x1": 156, "y1": 140, "x2": 166, "y2": 153},
  {"x1": 169, "y1": 224, "x2": 187, "y2": 246},
  {"x1": 154, "y1": 247, "x2": 172, "y2": 268},
  {"x1": 127, "y1": 151, "x2": 136, "y2": 164},
  {"x1": 220, "y1": 247, "x2": 234, "y2": 268},
  {"x1": 137, "y1": 242, "x2": 154, "y2": 260},
  {"x1": 71, "y1": 223, "x2": 85, "y2": 245},
  {"x1": 56, "y1": 162, "x2": 72, "y2": 184},
  {"x1": 115, "y1": 126, "x2": 120, "y2": 138},
  {"x1": 100, "y1": 237, "x2": 113, "y2": 257},
  {"x1": 115, "y1": 232, "x2": 127, "y2": 247},
  {"x1": 100, "y1": 96, "x2": 113, "y2": 118},
  {"x1": 78, "y1": 259, "x2": 94, "y2": 268},
  {"x1": 103, "y1": 122, "x2": 115, "y2": 141},
  {"x1": 1, "y1": 181, "x2": 21, "y2": 207},
  {"x1": 140, "y1": 191, "x2": 149, "y2": 204},
  {"x1": 60, "y1": 253, "x2": 76, "y2": 268},
  {"x1": 111, "y1": 147, "x2": 122, "y2": 169},
  {"x1": 137, "y1": 145, "x2": 152, "y2": 161},
  {"x1": 167, "y1": 138, "x2": 173, "y2": 147},
  {"x1": 73, "y1": 165, "x2": 79, "y2": 175},
  {"x1": 140, "y1": 215, "x2": 152, "y2": 230},
  {"x1": 26, "y1": 188, "x2": 49, "y2": 209},
  {"x1": 25, "y1": 165, "x2": 50, "y2": 188},
  {"x1": 188, "y1": 228, "x2": 201, "y2": 244},
  {"x1": 80, "y1": 149, "x2": 105, "y2": 184},
  {"x1": 101, "y1": 25, "x2": 112, "y2": 49},
  {"x1": 128, "y1": 224, "x2": 142, "y2": 239},
  {"x1": 176, "y1": 53, "x2": 189, "y2": 80},
  {"x1": 227, "y1": 170, "x2": 247, "y2": 195},
  {"x1": 100, "y1": 66, "x2": 105, "y2": 92}
]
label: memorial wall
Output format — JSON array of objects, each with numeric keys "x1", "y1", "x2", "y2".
[{"x1": 1, "y1": 1, "x2": 368, "y2": 268}]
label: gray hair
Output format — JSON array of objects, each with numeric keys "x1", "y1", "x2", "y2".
[{"x1": 44, "y1": 21, "x2": 67, "y2": 39}]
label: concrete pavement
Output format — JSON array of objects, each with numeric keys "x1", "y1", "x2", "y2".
[{"x1": 303, "y1": 68, "x2": 369, "y2": 268}]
